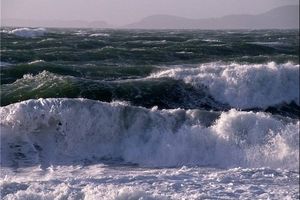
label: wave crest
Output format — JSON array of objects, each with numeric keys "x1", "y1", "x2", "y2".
[
  {"x1": 150, "y1": 62, "x2": 299, "y2": 109},
  {"x1": 9, "y1": 28, "x2": 46, "y2": 38},
  {"x1": 1, "y1": 98, "x2": 298, "y2": 169}
]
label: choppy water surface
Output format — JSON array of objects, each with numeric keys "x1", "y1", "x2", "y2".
[{"x1": 0, "y1": 28, "x2": 299, "y2": 199}]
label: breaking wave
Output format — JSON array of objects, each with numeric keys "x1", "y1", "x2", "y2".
[
  {"x1": 89, "y1": 33, "x2": 110, "y2": 37},
  {"x1": 1, "y1": 98, "x2": 298, "y2": 169},
  {"x1": 9, "y1": 28, "x2": 47, "y2": 38},
  {"x1": 150, "y1": 62, "x2": 299, "y2": 109}
]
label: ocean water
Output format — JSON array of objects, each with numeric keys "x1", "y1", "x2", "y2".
[{"x1": 0, "y1": 28, "x2": 299, "y2": 199}]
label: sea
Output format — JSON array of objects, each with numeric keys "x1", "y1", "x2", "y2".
[{"x1": 0, "y1": 27, "x2": 299, "y2": 199}]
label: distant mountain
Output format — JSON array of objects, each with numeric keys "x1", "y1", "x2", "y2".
[
  {"x1": 2, "y1": 5, "x2": 298, "y2": 29},
  {"x1": 1, "y1": 19, "x2": 111, "y2": 28},
  {"x1": 124, "y1": 5, "x2": 299, "y2": 29}
]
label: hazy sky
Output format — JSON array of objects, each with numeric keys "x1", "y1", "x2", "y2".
[{"x1": 2, "y1": 0, "x2": 299, "y2": 26}]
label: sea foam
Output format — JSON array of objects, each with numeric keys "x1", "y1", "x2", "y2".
[
  {"x1": 89, "y1": 33, "x2": 110, "y2": 37},
  {"x1": 150, "y1": 62, "x2": 299, "y2": 109},
  {"x1": 1, "y1": 98, "x2": 298, "y2": 169},
  {"x1": 9, "y1": 28, "x2": 46, "y2": 38}
]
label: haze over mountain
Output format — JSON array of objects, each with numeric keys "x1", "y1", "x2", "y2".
[
  {"x1": 125, "y1": 5, "x2": 299, "y2": 29},
  {"x1": 1, "y1": 5, "x2": 298, "y2": 29},
  {"x1": 1, "y1": 19, "x2": 110, "y2": 28}
]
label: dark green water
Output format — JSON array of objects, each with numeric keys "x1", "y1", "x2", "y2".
[{"x1": 1, "y1": 28, "x2": 299, "y2": 117}]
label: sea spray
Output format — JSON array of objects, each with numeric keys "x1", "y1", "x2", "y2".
[
  {"x1": 1, "y1": 98, "x2": 298, "y2": 169},
  {"x1": 150, "y1": 62, "x2": 300, "y2": 109}
]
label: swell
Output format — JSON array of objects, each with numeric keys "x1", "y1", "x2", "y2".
[
  {"x1": 0, "y1": 61, "x2": 157, "y2": 84},
  {"x1": 0, "y1": 98, "x2": 298, "y2": 169},
  {"x1": 2, "y1": 61, "x2": 299, "y2": 118},
  {"x1": 1, "y1": 71, "x2": 222, "y2": 110}
]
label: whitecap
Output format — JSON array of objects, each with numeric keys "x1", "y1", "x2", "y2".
[
  {"x1": 202, "y1": 39, "x2": 221, "y2": 42},
  {"x1": 89, "y1": 33, "x2": 110, "y2": 37},
  {"x1": 150, "y1": 62, "x2": 299, "y2": 109},
  {"x1": 9, "y1": 28, "x2": 46, "y2": 38},
  {"x1": 0, "y1": 98, "x2": 298, "y2": 169},
  {"x1": 28, "y1": 60, "x2": 45, "y2": 65}
]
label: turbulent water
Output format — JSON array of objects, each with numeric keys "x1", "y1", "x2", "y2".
[{"x1": 0, "y1": 27, "x2": 299, "y2": 199}]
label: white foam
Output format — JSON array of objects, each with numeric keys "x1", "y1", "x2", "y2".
[
  {"x1": 176, "y1": 51, "x2": 193, "y2": 54},
  {"x1": 28, "y1": 60, "x2": 45, "y2": 65},
  {"x1": 89, "y1": 33, "x2": 110, "y2": 37},
  {"x1": 150, "y1": 62, "x2": 299, "y2": 109},
  {"x1": 248, "y1": 41, "x2": 282, "y2": 46},
  {"x1": 1, "y1": 165, "x2": 298, "y2": 200},
  {"x1": 74, "y1": 30, "x2": 87, "y2": 35},
  {"x1": 202, "y1": 39, "x2": 221, "y2": 42},
  {"x1": 143, "y1": 40, "x2": 167, "y2": 44},
  {"x1": 9, "y1": 28, "x2": 46, "y2": 38},
  {"x1": 38, "y1": 38, "x2": 54, "y2": 43},
  {"x1": 1, "y1": 98, "x2": 298, "y2": 169}
]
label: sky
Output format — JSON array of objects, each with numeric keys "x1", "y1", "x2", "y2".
[{"x1": 1, "y1": 0, "x2": 299, "y2": 26}]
